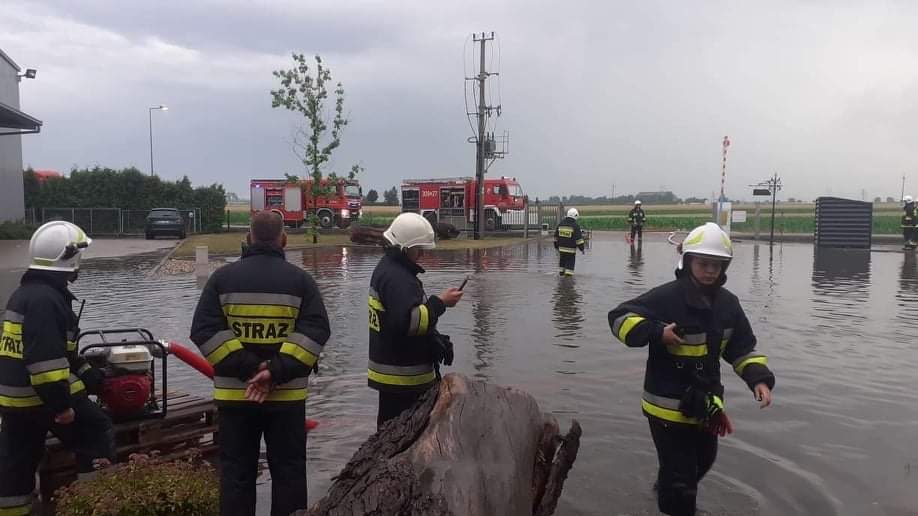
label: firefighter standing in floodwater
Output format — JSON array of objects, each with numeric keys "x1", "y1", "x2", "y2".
[
  {"x1": 0, "y1": 221, "x2": 115, "y2": 516},
  {"x1": 608, "y1": 222, "x2": 775, "y2": 516},
  {"x1": 190, "y1": 210, "x2": 330, "y2": 516},
  {"x1": 902, "y1": 195, "x2": 916, "y2": 248},
  {"x1": 368, "y1": 213, "x2": 463, "y2": 427},
  {"x1": 629, "y1": 200, "x2": 647, "y2": 244},
  {"x1": 554, "y1": 208, "x2": 585, "y2": 276}
]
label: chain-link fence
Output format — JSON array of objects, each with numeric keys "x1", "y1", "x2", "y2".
[{"x1": 27, "y1": 207, "x2": 203, "y2": 236}]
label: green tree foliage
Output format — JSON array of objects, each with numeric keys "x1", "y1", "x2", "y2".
[
  {"x1": 271, "y1": 53, "x2": 363, "y2": 240},
  {"x1": 383, "y1": 187, "x2": 399, "y2": 206},
  {"x1": 365, "y1": 189, "x2": 379, "y2": 203},
  {"x1": 23, "y1": 167, "x2": 226, "y2": 231}
]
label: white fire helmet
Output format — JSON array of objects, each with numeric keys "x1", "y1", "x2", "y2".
[
  {"x1": 567, "y1": 208, "x2": 580, "y2": 220},
  {"x1": 635, "y1": 200, "x2": 642, "y2": 205},
  {"x1": 383, "y1": 213, "x2": 436, "y2": 250},
  {"x1": 28, "y1": 221, "x2": 93, "y2": 272},
  {"x1": 905, "y1": 195, "x2": 914, "y2": 204},
  {"x1": 676, "y1": 222, "x2": 733, "y2": 272}
]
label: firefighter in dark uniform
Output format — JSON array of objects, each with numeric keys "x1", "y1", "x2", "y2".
[
  {"x1": 902, "y1": 195, "x2": 916, "y2": 248},
  {"x1": 629, "y1": 200, "x2": 647, "y2": 243},
  {"x1": 191, "y1": 211, "x2": 330, "y2": 516},
  {"x1": 0, "y1": 221, "x2": 115, "y2": 515},
  {"x1": 608, "y1": 223, "x2": 775, "y2": 516},
  {"x1": 554, "y1": 208, "x2": 585, "y2": 276},
  {"x1": 368, "y1": 213, "x2": 463, "y2": 427}
]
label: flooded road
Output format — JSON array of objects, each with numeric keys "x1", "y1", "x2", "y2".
[{"x1": 4, "y1": 232, "x2": 918, "y2": 515}]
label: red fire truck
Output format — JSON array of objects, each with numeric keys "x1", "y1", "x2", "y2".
[
  {"x1": 400, "y1": 176, "x2": 525, "y2": 231},
  {"x1": 250, "y1": 178, "x2": 362, "y2": 228}
]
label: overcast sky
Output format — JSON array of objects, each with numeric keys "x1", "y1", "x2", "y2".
[{"x1": 3, "y1": 0, "x2": 918, "y2": 201}]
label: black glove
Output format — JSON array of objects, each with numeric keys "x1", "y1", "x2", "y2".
[
  {"x1": 678, "y1": 386, "x2": 724, "y2": 424},
  {"x1": 80, "y1": 366, "x2": 105, "y2": 395},
  {"x1": 430, "y1": 333, "x2": 454, "y2": 367}
]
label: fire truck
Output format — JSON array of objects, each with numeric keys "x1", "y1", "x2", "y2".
[
  {"x1": 250, "y1": 178, "x2": 362, "y2": 228},
  {"x1": 400, "y1": 176, "x2": 525, "y2": 231}
]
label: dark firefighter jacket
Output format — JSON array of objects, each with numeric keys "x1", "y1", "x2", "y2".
[
  {"x1": 0, "y1": 270, "x2": 88, "y2": 413},
  {"x1": 190, "y1": 243, "x2": 330, "y2": 406},
  {"x1": 903, "y1": 204, "x2": 916, "y2": 228},
  {"x1": 554, "y1": 217, "x2": 585, "y2": 254},
  {"x1": 628, "y1": 208, "x2": 646, "y2": 226},
  {"x1": 368, "y1": 250, "x2": 446, "y2": 393},
  {"x1": 608, "y1": 274, "x2": 775, "y2": 426}
]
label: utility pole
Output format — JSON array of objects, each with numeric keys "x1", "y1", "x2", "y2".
[{"x1": 467, "y1": 32, "x2": 503, "y2": 240}]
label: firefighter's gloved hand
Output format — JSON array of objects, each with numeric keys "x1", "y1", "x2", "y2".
[
  {"x1": 430, "y1": 333, "x2": 454, "y2": 367},
  {"x1": 706, "y1": 411, "x2": 734, "y2": 437},
  {"x1": 81, "y1": 366, "x2": 105, "y2": 395}
]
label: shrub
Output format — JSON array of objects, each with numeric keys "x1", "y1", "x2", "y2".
[
  {"x1": 54, "y1": 458, "x2": 219, "y2": 516},
  {"x1": 0, "y1": 221, "x2": 36, "y2": 240}
]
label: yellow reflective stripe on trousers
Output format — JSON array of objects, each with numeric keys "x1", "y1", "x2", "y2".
[
  {"x1": 30, "y1": 368, "x2": 70, "y2": 386},
  {"x1": 213, "y1": 376, "x2": 308, "y2": 402},
  {"x1": 204, "y1": 335, "x2": 243, "y2": 366},
  {"x1": 734, "y1": 354, "x2": 768, "y2": 375},
  {"x1": 641, "y1": 393, "x2": 699, "y2": 425},
  {"x1": 0, "y1": 394, "x2": 42, "y2": 408}
]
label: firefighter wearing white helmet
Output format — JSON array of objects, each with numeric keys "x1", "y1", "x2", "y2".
[
  {"x1": 368, "y1": 212, "x2": 463, "y2": 427},
  {"x1": 554, "y1": 208, "x2": 585, "y2": 276},
  {"x1": 903, "y1": 196, "x2": 917, "y2": 248},
  {"x1": 628, "y1": 200, "x2": 647, "y2": 244},
  {"x1": 0, "y1": 222, "x2": 115, "y2": 515},
  {"x1": 609, "y1": 221, "x2": 775, "y2": 515}
]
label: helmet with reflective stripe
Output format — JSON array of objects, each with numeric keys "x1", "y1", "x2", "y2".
[
  {"x1": 677, "y1": 222, "x2": 732, "y2": 272},
  {"x1": 383, "y1": 212, "x2": 436, "y2": 250},
  {"x1": 567, "y1": 208, "x2": 579, "y2": 220},
  {"x1": 28, "y1": 221, "x2": 93, "y2": 272}
]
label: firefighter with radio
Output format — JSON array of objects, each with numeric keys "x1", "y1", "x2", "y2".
[
  {"x1": 368, "y1": 213, "x2": 463, "y2": 427},
  {"x1": 0, "y1": 221, "x2": 115, "y2": 515},
  {"x1": 554, "y1": 208, "x2": 585, "y2": 276},
  {"x1": 190, "y1": 210, "x2": 331, "y2": 516},
  {"x1": 608, "y1": 223, "x2": 775, "y2": 516}
]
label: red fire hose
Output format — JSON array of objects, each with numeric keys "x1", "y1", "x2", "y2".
[{"x1": 166, "y1": 341, "x2": 319, "y2": 431}]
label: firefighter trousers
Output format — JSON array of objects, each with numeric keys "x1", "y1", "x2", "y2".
[
  {"x1": 218, "y1": 404, "x2": 307, "y2": 516},
  {"x1": 377, "y1": 390, "x2": 423, "y2": 429},
  {"x1": 558, "y1": 252, "x2": 576, "y2": 276},
  {"x1": 648, "y1": 418, "x2": 718, "y2": 516},
  {"x1": 630, "y1": 224, "x2": 643, "y2": 241},
  {"x1": 0, "y1": 396, "x2": 115, "y2": 514}
]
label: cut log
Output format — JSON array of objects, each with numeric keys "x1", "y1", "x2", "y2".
[
  {"x1": 349, "y1": 223, "x2": 460, "y2": 246},
  {"x1": 306, "y1": 374, "x2": 581, "y2": 516}
]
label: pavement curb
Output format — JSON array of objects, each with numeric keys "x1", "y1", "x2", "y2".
[{"x1": 147, "y1": 240, "x2": 183, "y2": 276}]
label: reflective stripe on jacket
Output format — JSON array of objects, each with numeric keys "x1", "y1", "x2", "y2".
[
  {"x1": 0, "y1": 270, "x2": 86, "y2": 412},
  {"x1": 190, "y1": 243, "x2": 330, "y2": 406},
  {"x1": 554, "y1": 217, "x2": 585, "y2": 254},
  {"x1": 368, "y1": 250, "x2": 445, "y2": 393},
  {"x1": 608, "y1": 275, "x2": 775, "y2": 426}
]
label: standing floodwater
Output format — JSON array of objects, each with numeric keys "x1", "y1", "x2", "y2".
[{"x1": 23, "y1": 233, "x2": 918, "y2": 515}]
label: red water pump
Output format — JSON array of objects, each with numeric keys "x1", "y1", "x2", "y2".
[{"x1": 80, "y1": 329, "x2": 167, "y2": 421}]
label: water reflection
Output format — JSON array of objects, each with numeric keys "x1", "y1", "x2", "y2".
[
  {"x1": 811, "y1": 248, "x2": 871, "y2": 337},
  {"x1": 552, "y1": 277, "x2": 583, "y2": 343},
  {"x1": 897, "y1": 251, "x2": 918, "y2": 321},
  {"x1": 627, "y1": 243, "x2": 643, "y2": 277}
]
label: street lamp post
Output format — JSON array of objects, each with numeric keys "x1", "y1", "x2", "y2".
[{"x1": 148, "y1": 105, "x2": 168, "y2": 176}]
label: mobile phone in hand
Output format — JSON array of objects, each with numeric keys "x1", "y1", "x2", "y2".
[{"x1": 458, "y1": 275, "x2": 471, "y2": 291}]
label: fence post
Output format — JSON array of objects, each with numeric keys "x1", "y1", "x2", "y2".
[
  {"x1": 536, "y1": 199, "x2": 543, "y2": 239},
  {"x1": 523, "y1": 199, "x2": 529, "y2": 239}
]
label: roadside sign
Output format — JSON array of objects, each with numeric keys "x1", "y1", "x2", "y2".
[
  {"x1": 732, "y1": 210, "x2": 747, "y2": 223},
  {"x1": 753, "y1": 188, "x2": 771, "y2": 196}
]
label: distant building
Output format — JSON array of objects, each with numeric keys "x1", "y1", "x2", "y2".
[{"x1": 0, "y1": 48, "x2": 42, "y2": 222}]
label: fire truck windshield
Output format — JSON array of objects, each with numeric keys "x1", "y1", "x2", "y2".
[
  {"x1": 509, "y1": 184, "x2": 523, "y2": 197},
  {"x1": 344, "y1": 184, "x2": 361, "y2": 197}
]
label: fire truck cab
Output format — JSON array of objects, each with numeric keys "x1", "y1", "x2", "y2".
[
  {"x1": 250, "y1": 178, "x2": 362, "y2": 228},
  {"x1": 400, "y1": 177, "x2": 525, "y2": 231}
]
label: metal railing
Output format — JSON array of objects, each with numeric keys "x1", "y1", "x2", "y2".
[{"x1": 24, "y1": 207, "x2": 203, "y2": 236}]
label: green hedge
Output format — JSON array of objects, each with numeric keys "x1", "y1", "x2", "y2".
[
  {"x1": 24, "y1": 167, "x2": 227, "y2": 232},
  {"x1": 0, "y1": 221, "x2": 36, "y2": 240},
  {"x1": 54, "y1": 458, "x2": 219, "y2": 516}
]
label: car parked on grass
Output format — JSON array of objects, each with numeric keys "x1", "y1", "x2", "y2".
[{"x1": 145, "y1": 208, "x2": 186, "y2": 239}]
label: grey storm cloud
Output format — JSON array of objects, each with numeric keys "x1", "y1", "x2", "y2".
[{"x1": 3, "y1": 0, "x2": 918, "y2": 201}]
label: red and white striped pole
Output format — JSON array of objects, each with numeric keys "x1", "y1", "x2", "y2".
[{"x1": 720, "y1": 136, "x2": 730, "y2": 202}]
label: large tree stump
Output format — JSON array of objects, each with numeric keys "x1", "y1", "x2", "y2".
[{"x1": 306, "y1": 374, "x2": 581, "y2": 516}]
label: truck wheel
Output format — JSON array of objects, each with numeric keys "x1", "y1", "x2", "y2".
[
  {"x1": 317, "y1": 210, "x2": 334, "y2": 229},
  {"x1": 485, "y1": 211, "x2": 498, "y2": 231}
]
